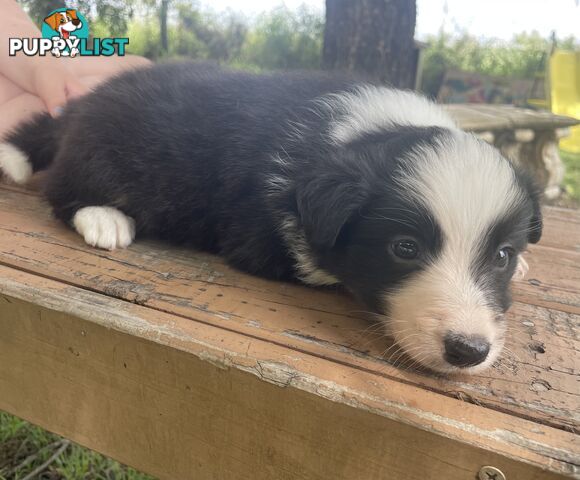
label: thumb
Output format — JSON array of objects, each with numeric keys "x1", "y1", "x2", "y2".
[
  {"x1": 36, "y1": 80, "x2": 68, "y2": 117},
  {"x1": 65, "y1": 76, "x2": 89, "y2": 100}
]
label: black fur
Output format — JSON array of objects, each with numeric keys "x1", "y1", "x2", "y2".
[{"x1": 4, "y1": 62, "x2": 542, "y2": 316}]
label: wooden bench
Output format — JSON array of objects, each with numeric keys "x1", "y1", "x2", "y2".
[
  {"x1": 0, "y1": 183, "x2": 578, "y2": 479},
  {"x1": 446, "y1": 104, "x2": 580, "y2": 200}
]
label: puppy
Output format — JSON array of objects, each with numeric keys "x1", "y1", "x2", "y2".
[
  {"x1": 44, "y1": 9, "x2": 82, "y2": 57},
  {"x1": 0, "y1": 62, "x2": 542, "y2": 374}
]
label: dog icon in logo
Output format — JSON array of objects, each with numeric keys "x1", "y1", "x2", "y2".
[{"x1": 44, "y1": 9, "x2": 83, "y2": 57}]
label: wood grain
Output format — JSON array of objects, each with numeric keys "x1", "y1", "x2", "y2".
[
  {"x1": 0, "y1": 184, "x2": 578, "y2": 478},
  {"x1": 0, "y1": 271, "x2": 577, "y2": 479},
  {"x1": 446, "y1": 104, "x2": 580, "y2": 131}
]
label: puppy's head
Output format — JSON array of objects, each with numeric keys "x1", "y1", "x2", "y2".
[
  {"x1": 295, "y1": 128, "x2": 542, "y2": 374},
  {"x1": 44, "y1": 10, "x2": 82, "y2": 35}
]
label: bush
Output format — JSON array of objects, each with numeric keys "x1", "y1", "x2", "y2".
[
  {"x1": 237, "y1": 5, "x2": 323, "y2": 70},
  {"x1": 420, "y1": 31, "x2": 579, "y2": 97}
]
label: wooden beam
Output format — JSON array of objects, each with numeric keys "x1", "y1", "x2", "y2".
[{"x1": 0, "y1": 288, "x2": 571, "y2": 479}]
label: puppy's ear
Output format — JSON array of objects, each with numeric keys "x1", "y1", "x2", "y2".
[
  {"x1": 66, "y1": 9, "x2": 78, "y2": 20},
  {"x1": 44, "y1": 13, "x2": 60, "y2": 31},
  {"x1": 296, "y1": 174, "x2": 367, "y2": 250}
]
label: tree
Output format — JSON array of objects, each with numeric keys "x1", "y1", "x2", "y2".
[
  {"x1": 160, "y1": 0, "x2": 170, "y2": 54},
  {"x1": 323, "y1": 0, "x2": 417, "y2": 88}
]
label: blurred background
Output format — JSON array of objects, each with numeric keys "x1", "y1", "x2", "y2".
[
  {"x1": 1, "y1": 1, "x2": 579, "y2": 479},
  {"x1": 16, "y1": 0, "x2": 580, "y2": 207},
  {"x1": 21, "y1": 0, "x2": 580, "y2": 204}
]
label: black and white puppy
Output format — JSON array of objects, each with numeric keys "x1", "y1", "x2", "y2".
[{"x1": 0, "y1": 62, "x2": 542, "y2": 374}]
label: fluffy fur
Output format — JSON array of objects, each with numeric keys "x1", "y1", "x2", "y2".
[{"x1": 0, "y1": 62, "x2": 542, "y2": 374}]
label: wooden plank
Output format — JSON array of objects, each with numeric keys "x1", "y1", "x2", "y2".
[
  {"x1": 0, "y1": 186, "x2": 577, "y2": 433},
  {"x1": 539, "y1": 207, "x2": 580, "y2": 252},
  {"x1": 446, "y1": 104, "x2": 580, "y2": 132},
  {"x1": 513, "y1": 246, "x2": 580, "y2": 313},
  {"x1": 0, "y1": 268, "x2": 577, "y2": 478},
  {"x1": 446, "y1": 104, "x2": 512, "y2": 131}
]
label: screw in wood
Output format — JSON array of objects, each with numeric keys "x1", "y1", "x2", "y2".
[{"x1": 478, "y1": 466, "x2": 506, "y2": 480}]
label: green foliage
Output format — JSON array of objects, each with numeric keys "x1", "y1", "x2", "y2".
[
  {"x1": 237, "y1": 6, "x2": 323, "y2": 70},
  {"x1": 18, "y1": 0, "x2": 62, "y2": 25},
  {"x1": 421, "y1": 31, "x2": 551, "y2": 97},
  {"x1": 126, "y1": 17, "x2": 164, "y2": 58},
  {"x1": 18, "y1": 0, "x2": 135, "y2": 37},
  {"x1": 125, "y1": 3, "x2": 322, "y2": 69},
  {"x1": 561, "y1": 150, "x2": 580, "y2": 203},
  {"x1": 0, "y1": 411, "x2": 154, "y2": 480}
]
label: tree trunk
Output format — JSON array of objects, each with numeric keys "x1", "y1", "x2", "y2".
[
  {"x1": 323, "y1": 0, "x2": 417, "y2": 88},
  {"x1": 160, "y1": 0, "x2": 170, "y2": 54}
]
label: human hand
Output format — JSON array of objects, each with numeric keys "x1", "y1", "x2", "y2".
[{"x1": 30, "y1": 60, "x2": 88, "y2": 117}]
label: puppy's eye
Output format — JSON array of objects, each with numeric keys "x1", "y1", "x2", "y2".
[
  {"x1": 495, "y1": 247, "x2": 512, "y2": 269},
  {"x1": 392, "y1": 239, "x2": 419, "y2": 260}
]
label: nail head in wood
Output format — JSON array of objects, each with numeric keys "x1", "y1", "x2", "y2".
[{"x1": 478, "y1": 466, "x2": 506, "y2": 480}]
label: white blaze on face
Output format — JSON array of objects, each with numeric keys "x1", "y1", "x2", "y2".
[{"x1": 386, "y1": 132, "x2": 525, "y2": 373}]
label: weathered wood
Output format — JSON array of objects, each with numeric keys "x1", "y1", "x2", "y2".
[
  {"x1": 0, "y1": 186, "x2": 577, "y2": 428},
  {"x1": 446, "y1": 104, "x2": 580, "y2": 200},
  {"x1": 0, "y1": 185, "x2": 578, "y2": 478},
  {"x1": 445, "y1": 104, "x2": 580, "y2": 132},
  {"x1": 0, "y1": 272, "x2": 576, "y2": 479}
]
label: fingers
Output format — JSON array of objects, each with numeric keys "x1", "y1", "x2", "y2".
[
  {"x1": 66, "y1": 76, "x2": 89, "y2": 100},
  {"x1": 35, "y1": 70, "x2": 89, "y2": 117},
  {"x1": 36, "y1": 79, "x2": 68, "y2": 117}
]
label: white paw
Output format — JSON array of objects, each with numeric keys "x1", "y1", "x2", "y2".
[
  {"x1": 514, "y1": 254, "x2": 529, "y2": 280},
  {"x1": 51, "y1": 47, "x2": 61, "y2": 57},
  {"x1": 73, "y1": 206, "x2": 136, "y2": 250},
  {"x1": 70, "y1": 47, "x2": 79, "y2": 57},
  {"x1": 0, "y1": 143, "x2": 32, "y2": 184}
]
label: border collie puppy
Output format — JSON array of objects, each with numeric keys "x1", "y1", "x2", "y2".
[{"x1": 0, "y1": 62, "x2": 542, "y2": 374}]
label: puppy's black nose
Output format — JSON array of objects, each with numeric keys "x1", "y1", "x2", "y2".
[
  {"x1": 72, "y1": 19, "x2": 81, "y2": 26},
  {"x1": 444, "y1": 333, "x2": 490, "y2": 367}
]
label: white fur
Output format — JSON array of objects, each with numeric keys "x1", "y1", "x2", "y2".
[
  {"x1": 322, "y1": 86, "x2": 457, "y2": 144},
  {"x1": 514, "y1": 254, "x2": 529, "y2": 280},
  {"x1": 279, "y1": 216, "x2": 340, "y2": 286},
  {"x1": 0, "y1": 143, "x2": 32, "y2": 184},
  {"x1": 386, "y1": 131, "x2": 525, "y2": 373},
  {"x1": 73, "y1": 207, "x2": 135, "y2": 250}
]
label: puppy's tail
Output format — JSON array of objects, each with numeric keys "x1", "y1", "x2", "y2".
[{"x1": 0, "y1": 113, "x2": 60, "y2": 185}]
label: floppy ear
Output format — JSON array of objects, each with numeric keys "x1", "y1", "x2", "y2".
[
  {"x1": 66, "y1": 9, "x2": 78, "y2": 20},
  {"x1": 44, "y1": 13, "x2": 60, "y2": 31},
  {"x1": 296, "y1": 174, "x2": 367, "y2": 251}
]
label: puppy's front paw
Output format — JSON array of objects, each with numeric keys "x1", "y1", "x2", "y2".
[
  {"x1": 70, "y1": 47, "x2": 79, "y2": 57},
  {"x1": 51, "y1": 47, "x2": 61, "y2": 57},
  {"x1": 514, "y1": 254, "x2": 529, "y2": 280},
  {"x1": 73, "y1": 206, "x2": 136, "y2": 250},
  {"x1": 0, "y1": 143, "x2": 32, "y2": 184}
]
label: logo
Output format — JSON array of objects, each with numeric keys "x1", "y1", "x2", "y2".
[{"x1": 9, "y1": 8, "x2": 129, "y2": 57}]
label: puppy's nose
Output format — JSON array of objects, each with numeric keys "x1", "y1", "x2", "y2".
[
  {"x1": 72, "y1": 19, "x2": 81, "y2": 26},
  {"x1": 444, "y1": 333, "x2": 490, "y2": 367}
]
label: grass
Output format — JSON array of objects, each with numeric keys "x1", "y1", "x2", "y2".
[
  {"x1": 0, "y1": 411, "x2": 154, "y2": 480},
  {"x1": 561, "y1": 149, "x2": 580, "y2": 206}
]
